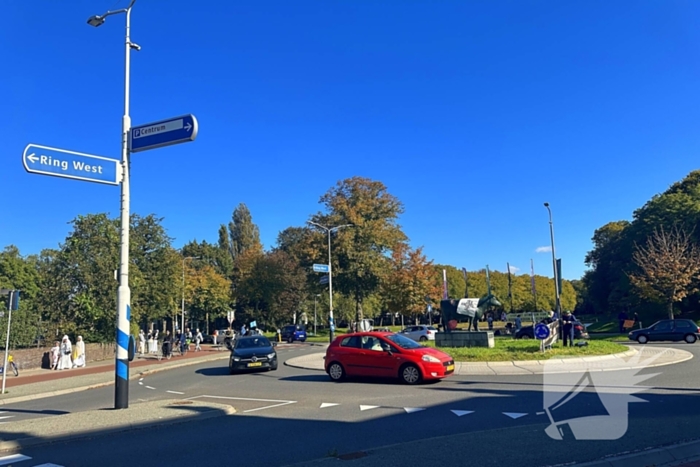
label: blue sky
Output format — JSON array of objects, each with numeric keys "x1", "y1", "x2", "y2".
[{"x1": 4, "y1": 0, "x2": 700, "y2": 281}]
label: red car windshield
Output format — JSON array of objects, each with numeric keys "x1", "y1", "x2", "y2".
[{"x1": 385, "y1": 333, "x2": 423, "y2": 349}]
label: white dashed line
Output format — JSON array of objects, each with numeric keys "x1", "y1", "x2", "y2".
[
  {"x1": 451, "y1": 410, "x2": 474, "y2": 417},
  {"x1": 145, "y1": 386, "x2": 156, "y2": 390},
  {"x1": 503, "y1": 412, "x2": 528, "y2": 419},
  {"x1": 167, "y1": 390, "x2": 185, "y2": 395},
  {"x1": 0, "y1": 454, "x2": 31, "y2": 465}
]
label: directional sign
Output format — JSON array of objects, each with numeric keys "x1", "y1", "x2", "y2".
[
  {"x1": 130, "y1": 114, "x2": 198, "y2": 153},
  {"x1": 23, "y1": 144, "x2": 120, "y2": 185},
  {"x1": 313, "y1": 264, "x2": 329, "y2": 273},
  {"x1": 319, "y1": 275, "x2": 329, "y2": 285},
  {"x1": 534, "y1": 323, "x2": 550, "y2": 340},
  {"x1": 227, "y1": 310, "x2": 235, "y2": 323}
]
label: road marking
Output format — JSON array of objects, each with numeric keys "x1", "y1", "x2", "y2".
[
  {"x1": 404, "y1": 407, "x2": 426, "y2": 414},
  {"x1": 0, "y1": 454, "x2": 31, "y2": 465},
  {"x1": 503, "y1": 412, "x2": 528, "y2": 419},
  {"x1": 0, "y1": 416, "x2": 14, "y2": 420},
  {"x1": 138, "y1": 381, "x2": 143, "y2": 385},
  {"x1": 243, "y1": 401, "x2": 297, "y2": 413},
  {"x1": 451, "y1": 410, "x2": 474, "y2": 417},
  {"x1": 139, "y1": 378, "x2": 144, "y2": 381},
  {"x1": 360, "y1": 405, "x2": 379, "y2": 411},
  {"x1": 33, "y1": 464, "x2": 65, "y2": 467},
  {"x1": 145, "y1": 386, "x2": 156, "y2": 390},
  {"x1": 187, "y1": 395, "x2": 297, "y2": 413},
  {"x1": 320, "y1": 403, "x2": 339, "y2": 408},
  {"x1": 167, "y1": 390, "x2": 185, "y2": 395},
  {"x1": 536, "y1": 411, "x2": 545, "y2": 415}
]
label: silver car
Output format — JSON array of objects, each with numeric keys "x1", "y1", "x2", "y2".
[{"x1": 399, "y1": 325, "x2": 438, "y2": 342}]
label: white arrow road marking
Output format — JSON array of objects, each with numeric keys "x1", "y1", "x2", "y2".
[
  {"x1": 360, "y1": 405, "x2": 379, "y2": 411},
  {"x1": 404, "y1": 407, "x2": 426, "y2": 414},
  {"x1": 167, "y1": 390, "x2": 184, "y2": 395},
  {"x1": 27, "y1": 153, "x2": 38, "y2": 163},
  {"x1": 451, "y1": 410, "x2": 474, "y2": 417},
  {"x1": 0, "y1": 454, "x2": 31, "y2": 465},
  {"x1": 185, "y1": 122, "x2": 192, "y2": 132},
  {"x1": 320, "y1": 403, "x2": 339, "y2": 408},
  {"x1": 33, "y1": 464, "x2": 65, "y2": 467},
  {"x1": 503, "y1": 412, "x2": 528, "y2": 419}
]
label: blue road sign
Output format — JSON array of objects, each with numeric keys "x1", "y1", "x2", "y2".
[
  {"x1": 534, "y1": 323, "x2": 550, "y2": 340},
  {"x1": 313, "y1": 264, "x2": 330, "y2": 273},
  {"x1": 23, "y1": 144, "x2": 120, "y2": 185},
  {"x1": 319, "y1": 275, "x2": 329, "y2": 285},
  {"x1": 130, "y1": 114, "x2": 198, "y2": 153}
]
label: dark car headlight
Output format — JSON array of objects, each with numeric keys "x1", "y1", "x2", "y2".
[
  {"x1": 267, "y1": 353, "x2": 276, "y2": 360},
  {"x1": 232, "y1": 356, "x2": 241, "y2": 362}
]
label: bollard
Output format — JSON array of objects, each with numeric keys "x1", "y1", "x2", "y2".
[{"x1": 277, "y1": 329, "x2": 281, "y2": 342}]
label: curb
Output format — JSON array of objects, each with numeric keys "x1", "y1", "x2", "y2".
[
  {"x1": 563, "y1": 438, "x2": 700, "y2": 467},
  {"x1": 0, "y1": 353, "x2": 231, "y2": 406},
  {"x1": 0, "y1": 403, "x2": 236, "y2": 453}
]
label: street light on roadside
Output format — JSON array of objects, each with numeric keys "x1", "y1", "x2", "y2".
[
  {"x1": 87, "y1": 0, "x2": 139, "y2": 410},
  {"x1": 307, "y1": 221, "x2": 353, "y2": 343},
  {"x1": 543, "y1": 203, "x2": 561, "y2": 315},
  {"x1": 182, "y1": 256, "x2": 200, "y2": 335},
  {"x1": 313, "y1": 294, "x2": 321, "y2": 337}
]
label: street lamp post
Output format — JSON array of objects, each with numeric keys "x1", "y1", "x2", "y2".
[
  {"x1": 307, "y1": 221, "x2": 353, "y2": 343},
  {"x1": 544, "y1": 203, "x2": 561, "y2": 316},
  {"x1": 181, "y1": 256, "x2": 200, "y2": 335},
  {"x1": 88, "y1": 0, "x2": 140, "y2": 410},
  {"x1": 313, "y1": 294, "x2": 320, "y2": 336}
]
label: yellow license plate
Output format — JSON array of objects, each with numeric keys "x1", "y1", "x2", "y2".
[
  {"x1": 247, "y1": 362, "x2": 262, "y2": 367},
  {"x1": 446, "y1": 364, "x2": 454, "y2": 372}
]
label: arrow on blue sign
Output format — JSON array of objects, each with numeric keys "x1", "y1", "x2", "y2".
[
  {"x1": 313, "y1": 264, "x2": 329, "y2": 273},
  {"x1": 23, "y1": 144, "x2": 120, "y2": 185},
  {"x1": 534, "y1": 323, "x2": 550, "y2": 340},
  {"x1": 130, "y1": 114, "x2": 198, "y2": 153}
]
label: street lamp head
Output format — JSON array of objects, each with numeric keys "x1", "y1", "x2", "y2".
[
  {"x1": 87, "y1": 15, "x2": 105, "y2": 27},
  {"x1": 544, "y1": 202, "x2": 550, "y2": 208}
]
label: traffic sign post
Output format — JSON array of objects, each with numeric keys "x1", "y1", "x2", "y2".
[
  {"x1": 312, "y1": 264, "x2": 330, "y2": 273},
  {"x1": 23, "y1": 144, "x2": 120, "y2": 185},
  {"x1": 227, "y1": 310, "x2": 235, "y2": 329},
  {"x1": 2, "y1": 290, "x2": 19, "y2": 395},
  {"x1": 130, "y1": 114, "x2": 198, "y2": 153}
]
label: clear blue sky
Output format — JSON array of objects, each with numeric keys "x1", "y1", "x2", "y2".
[{"x1": 4, "y1": 0, "x2": 700, "y2": 281}]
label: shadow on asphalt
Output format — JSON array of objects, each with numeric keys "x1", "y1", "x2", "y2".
[
  {"x1": 195, "y1": 367, "x2": 230, "y2": 377},
  {"x1": 7, "y1": 385, "x2": 700, "y2": 467},
  {"x1": 0, "y1": 408, "x2": 69, "y2": 416}
]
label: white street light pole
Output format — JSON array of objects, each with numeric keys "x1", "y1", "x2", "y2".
[
  {"x1": 88, "y1": 0, "x2": 139, "y2": 410},
  {"x1": 181, "y1": 256, "x2": 200, "y2": 334},
  {"x1": 544, "y1": 202, "x2": 561, "y2": 315},
  {"x1": 307, "y1": 221, "x2": 352, "y2": 343}
]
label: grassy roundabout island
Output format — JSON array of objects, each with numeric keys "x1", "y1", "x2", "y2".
[{"x1": 423, "y1": 339, "x2": 628, "y2": 362}]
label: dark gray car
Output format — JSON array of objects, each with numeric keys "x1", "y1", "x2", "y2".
[
  {"x1": 229, "y1": 335, "x2": 278, "y2": 374},
  {"x1": 629, "y1": 319, "x2": 700, "y2": 344}
]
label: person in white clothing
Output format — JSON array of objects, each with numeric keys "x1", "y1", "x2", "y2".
[
  {"x1": 72, "y1": 336, "x2": 86, "y2": 368},
  {"x1": 138, "y1": 330, "x2": 146, "y2": 355},
  {"x1": 58, "y1": 335, "x2": 72, "y2": 370}
]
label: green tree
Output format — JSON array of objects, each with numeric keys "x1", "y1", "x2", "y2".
[
  {"x1": 0, "y1": 246, "x2": 42, "y2": 348},
  {"x1": 312, "y1": 177, "x2": 407, "y2": 325}
]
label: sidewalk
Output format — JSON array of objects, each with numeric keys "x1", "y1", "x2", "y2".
[
  {"x1": 285, "y1": 346, "x2": 693, "y2": 375},
  {"x1": 0, "y1": 345, "x2": 231, "y2": 405}
]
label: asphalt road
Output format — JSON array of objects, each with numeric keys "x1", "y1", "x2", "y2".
[{"x1": 3, "y1": 341, "x2": 699, "y2": 467}]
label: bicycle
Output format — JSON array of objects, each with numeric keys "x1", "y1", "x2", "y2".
[{"x1": 0, "y1": 355, "x2": 19, "y2": 377}]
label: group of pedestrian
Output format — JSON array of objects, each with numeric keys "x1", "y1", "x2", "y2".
[{"x1": 50, "y1": 335, "x2": 86, "y2": 370}]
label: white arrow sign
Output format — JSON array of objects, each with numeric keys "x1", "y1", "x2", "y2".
[
  {"x1": 27, "y1": 153, "x2": 38, "y2": 163},
  {"x1": 185, "y1": 122, "x2": 192, "y2": 132}
]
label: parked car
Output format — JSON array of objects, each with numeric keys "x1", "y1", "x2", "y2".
[
  {"x1": 399, "y1": 325, "x2": 438, "y2": 342},
  {"x1": 229, "y1": 335, "x2": 278, "y2": 374},
  {"x1": 628, "y1": 319, "x2": 700, "y2": 344},
  {"x1": 324, "y1": 331, "x2": 455, "y2": 385},
  {"x1": 515, "y1": 321, "x2": 589, "y2": 340},
  {"x1": 281, "y1": 325, "x2": 307, "y2": 343}
]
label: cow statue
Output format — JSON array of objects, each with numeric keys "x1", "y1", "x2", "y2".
[{"x1": 440, "y1": 294, "x2": 502, "y2": 332}]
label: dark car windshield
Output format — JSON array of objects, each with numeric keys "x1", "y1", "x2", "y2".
[
  {"x1": 385, "y1": 333, "x2": 423, "y2": 349},
  {"x1": 235, "y1": 337, "x2": 272, "y2": 349}
]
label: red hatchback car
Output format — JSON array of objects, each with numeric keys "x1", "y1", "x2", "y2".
[{"x1": 324, "y1": 331, "x2": 455, "y2": 384}]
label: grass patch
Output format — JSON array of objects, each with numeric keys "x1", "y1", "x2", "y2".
[{"x1": 422, "y1": 339, "x2": 627, "y2": 362}]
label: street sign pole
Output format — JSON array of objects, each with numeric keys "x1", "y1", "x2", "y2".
[
  {"x1": 2, "y1": 291, "x2": 18, "y2": 395},
  {"x1": 113, "y1": 1, "x2": 136, "y2": 411}
]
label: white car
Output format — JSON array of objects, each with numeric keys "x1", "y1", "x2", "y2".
[{"x1": 399, "y1": 325, "x2": 438, "y2": 342}]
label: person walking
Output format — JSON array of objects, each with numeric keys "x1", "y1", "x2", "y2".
[
  {"x1": 50, "y1": 340, "x2": 60, "y2": 370},
  {"x1": 58, "y1": 335, "x2": 72, "y2": 370},
  {"x1": 162, "y1": 331, "x2": 172, "y2": 358},
  {"x1": 562, "y1": 312, "x2": 575, "y2": 347},
  {"x1": 138, "y1": 330, "x2": 146, "y2": 355},
  {"x1": 195, "y1": 329, "x2": 203, "y2": 351},
  {"x1": 72, "y1": 336, "x2": 86, "y2": 368}
]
